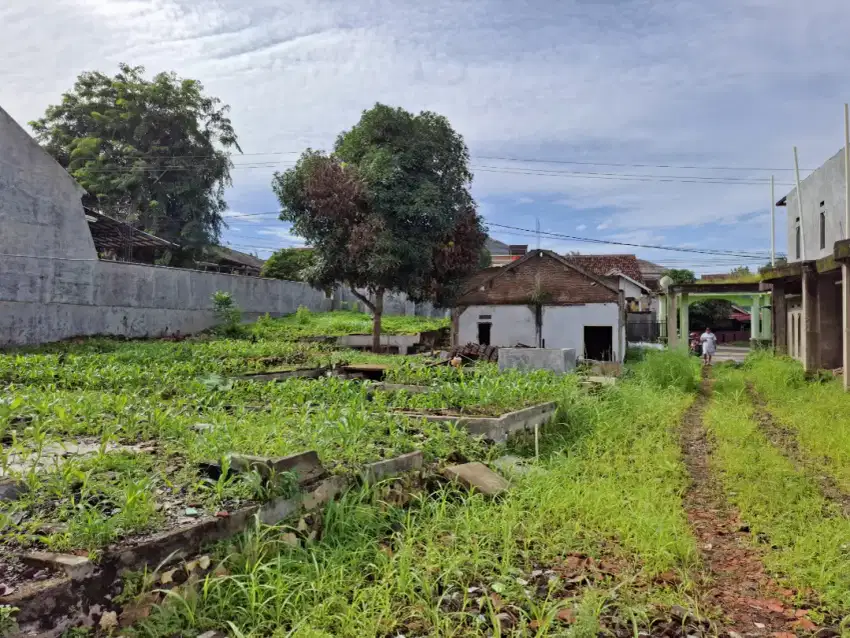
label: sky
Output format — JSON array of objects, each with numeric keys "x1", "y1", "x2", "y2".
[{"x1": 3, "y1": 0, "x2": 850, "y2": 274}]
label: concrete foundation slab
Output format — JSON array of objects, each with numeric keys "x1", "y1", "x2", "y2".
[
  {"x1": 497, "y1": 348, "x2": 576, "y2": 374},
  {"x1": 408, "y1": 401, "x2": 558, "y2": 443},
  {"x1": 337, "y1": 334, "x2": 421, "y2": 354},
  {"x1": 228, "y1": 450, "x2": 325, "y2": 485},
  {"x1": 361, "y1": 451, "x2": 423, "y2": 484},
  {"x1": 443, "y1": 462, "x2": 509, "y2": 496}
]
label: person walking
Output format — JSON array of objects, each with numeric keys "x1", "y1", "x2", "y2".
[{"x1": 700, "y1": 327, "x2": 717, "y2": 365}]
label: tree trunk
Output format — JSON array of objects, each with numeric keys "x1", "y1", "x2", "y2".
[{"x1": 372, "y1": 289, "x2": 384, "y2": 353}]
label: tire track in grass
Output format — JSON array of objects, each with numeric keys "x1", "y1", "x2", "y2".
[
  {"x1": 747, "y1": 384, "x2": 850, "y2": 518},
  {"x1": 679, "y1": 373, "x2": 798, "y2": 636}
]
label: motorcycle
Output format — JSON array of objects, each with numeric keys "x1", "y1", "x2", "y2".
[{"x1": 688, "y1": 332, "x2": 701, "y2": 357}]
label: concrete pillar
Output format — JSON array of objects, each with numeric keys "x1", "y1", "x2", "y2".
[
  {"x1": 817, "y1": 273, "x2": 841, "y2": 370},
  {"x1": 658, "y1": 295, "x2": 667, "y2": 339},
  {"x1": 760, "y1": 295, "x2": 773, "y2": 341},
  {"x1": 802, "y1": 266, "x2": 819, "y2": 372},
  {"x1": 772, "y1": 283, "x2": 787, "y2": 354},
  {"x1": 678, "y1": 293, "x2": 689, "y2": 344},
  {"x1": 844, "y1": 264, "x2": 850, "y2": 390},
  {"x1": 666, "y1": 292, "x2": 678, "y2": 348},
  {"x1": 751, "y1": 295, "x2": 761, "y2": 343}
]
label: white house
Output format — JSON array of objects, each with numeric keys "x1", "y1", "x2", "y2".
[{"x1": 452, "y1": 249, "x2": 631, "y2": 361}]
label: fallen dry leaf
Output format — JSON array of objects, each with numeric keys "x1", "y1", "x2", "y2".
[
  {"x1": 772, "y1": 632, "x2": 796, "y2": 638},
  {"x1": 794, "y1": 609, "x2": 810, "y2": 618},
  {"x1": 766, "y1": 601, "x2": 785, "y2": 614},
  {"x1": 793, "y1": 618, "x2": 817, "y2": 632},
  {"x1": 489, "y1": 592, "x2": 504, "y2": 611},
  {"x1": 198, "y1": 555, "x2": 211, "y2": 570},
  {"x1": 556, "y1": 607, "x2": 576, "y2": 624},
  {"x1": 529, "y1": 619, "x2": 542, "y2": 630},
  {"x1": 159, "y1": 569, "x2": 176, "y2": 585}
]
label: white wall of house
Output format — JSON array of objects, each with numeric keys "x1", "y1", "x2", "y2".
[
  {"x1": 458, "y1": 302, "x2": 623, "y2": 360},
  {"x1": 542, "y1": 303, "x2": 622, "y2": 360},
  {"x1": 459, "y1": 305, "x2": 537, "y2": 346},
  {"x1": 619, "y1": 278, "x2": 645, "y2": 300}
]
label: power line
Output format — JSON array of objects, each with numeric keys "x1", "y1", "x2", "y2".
[
  {"x1": 76, "y1": 148, "x2": 815, "y2": 173},
  {"x1": 475, "y1": 154, "x2": 814, "y2": 173},
  {"x1": 486, "y1": 222, "x2": 776, "y2": 258}
]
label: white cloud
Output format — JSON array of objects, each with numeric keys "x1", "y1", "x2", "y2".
[
  {"x1": 1, "y1": 0, "x2": 848, "y2": 248},
  {"x1": 576, "y1": 224, "x2": 587, "y2": 231},
  {"x1": 515, "y1": 197, "x2": 534, "y2": 204},
  {"x1": 256, "y1": 226, "x2": 305, "y2": 246},
  {"x1": 596, "y1": 221, "x2": 611, "y2": 231}
]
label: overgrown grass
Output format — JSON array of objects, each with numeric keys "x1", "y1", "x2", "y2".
[
  {"x1": 130, "y1": 353, "x2": 700, "y2": 637},
  {"x1": 705, "y1": 365, "x2": 850, "y2": 615},
  {"x1": 631, "y1": 348, "x2": 700, "y2": 393},
  {"x1": 745, "y1": 351, "x2": 850, "y2": 493}
]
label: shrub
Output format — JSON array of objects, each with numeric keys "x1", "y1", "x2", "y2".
[
  {"x1": 211, "y1": 291, "x2": 243, "y2": 336},
  {"x1": 294, "y1": 305, "x2": 312, "y2": 325}
]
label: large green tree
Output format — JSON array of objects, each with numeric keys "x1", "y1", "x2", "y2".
[
  {"x1": 261, "y1": 247, "x2": 315, "y2": 281},
  {"x1": 30, "y1": 63, "x2": 240, "y2": 258},
  {"x1": 273, "y1": 104, "x2": 486, "y2": 351}
]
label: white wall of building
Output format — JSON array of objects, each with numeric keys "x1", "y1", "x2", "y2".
[
  {"x1": 458, "y1": 305, "x2": 537, "y2": 346},
  {"x1": 784, "y1": 147, "x2": 847, "y2": 263},
  {"x1": 542, "y1": 303, "x2": 622, "y2": 360},
  {"x1": 458, "y1": 302, "x2": 623, "y2": 360}
]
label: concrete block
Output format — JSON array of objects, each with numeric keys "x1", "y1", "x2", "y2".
[
  {"x1": 498, "y1": 348, "x2": 577, "y2": 374},
  {"x1": 228, "y1": 450, "x2": 325, "y2": 484},
  {"x1": 0, "y1": 478, "x2": 27, "y2": 502},
  {"x1": 361, "y1": 451, "x2": 423, "y2": 484},
  {"x1": 443, "y1": 462, "x2": 509, "y2": 496},
  {"x1": 20, "y1": 551, "x2": 94, "y2": 580},
  {"x1": 302, "y1": 475, "x2": 349, "y2": 510}
]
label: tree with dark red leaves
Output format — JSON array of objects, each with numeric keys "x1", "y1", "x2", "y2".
[{"x1": 272, "y1": 104, "x2": 486, "y2": 352}]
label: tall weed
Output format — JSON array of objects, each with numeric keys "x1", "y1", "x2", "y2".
[{"x1": 632, "y1": 349, "x2": 699, "y2": 393}]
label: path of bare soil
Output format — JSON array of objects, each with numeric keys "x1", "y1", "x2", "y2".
[
  {"x1": 747, "y1": 385, "x2": 850, "y2": 518},
  {"x1": 679, "y1": 374, "x2": 801, "y2": 637}
]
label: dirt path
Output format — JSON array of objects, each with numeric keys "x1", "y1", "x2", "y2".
[
  {"x1": 747, "y1": 385, "x2": 850, "y2": 518},
  {"x1": 680, "y1": 374, "x2": 800, "y2": 637}
]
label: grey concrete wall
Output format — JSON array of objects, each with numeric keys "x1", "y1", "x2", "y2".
[
  {"x1": 0, "y1": 107, "x2": 97, "y2": 261},
  {"x1": 785, "y1": 148, "x2": 848, "y2": 262},
  {"x1": 335, "y1": 287, "x2": 448, "y2": 318},
  {"x1": 0, "y1": 258, "x2": 334, "y2": 345}
]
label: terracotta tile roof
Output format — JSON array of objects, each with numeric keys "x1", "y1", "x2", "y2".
[
  {"x1": 457, "y1": 250, "x2": 619, "y2": 306},
  {"x1": 564, "y1": 254, "x2": 644, "y2": 283}
]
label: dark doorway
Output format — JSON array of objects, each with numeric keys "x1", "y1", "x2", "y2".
[
  {"x1": 584, "y1": 326, "x2": 613, "y2": 361},
  {"x1": 477, "y1": 322, "x2": 492, "y2": 346}
]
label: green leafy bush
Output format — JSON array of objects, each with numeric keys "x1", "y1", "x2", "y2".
[{"x1": 211, "y1": 291, "x2": 243, "y2": 336}]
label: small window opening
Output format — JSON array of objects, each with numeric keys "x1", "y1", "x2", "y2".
[{"x1": 820, "y1": 211, "x2": 826, "y2": 250}]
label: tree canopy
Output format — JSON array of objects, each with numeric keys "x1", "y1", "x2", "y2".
[
  {"x1": 272, "y1": 103, "x2": 486, "y2": 349},
  {"x1": 662, "y1": 269, "x2": 696, "y2": 285},
  {"x1": 30, "y1": 63, "x2": 240, "y2": 257},
  {"x1": 261, "y1": 248, "x2": 315, "y2": 281}
]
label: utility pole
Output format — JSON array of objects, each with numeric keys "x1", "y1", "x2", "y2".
[
  {"x1": 793, "y1": 146, "x2": 806, "y2": 261},
  {"x1": 841, "y1": 103, "x2": 850, "y2": 391},
  {"x1": 770, "y1": 175, "x2": 776, "y2": 267}
]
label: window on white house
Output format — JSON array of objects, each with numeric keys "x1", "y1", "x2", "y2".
[{"x1": 820, "y1": 210, "x2": 826, "y2": 250}]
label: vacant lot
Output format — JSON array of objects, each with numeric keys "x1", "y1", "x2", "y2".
[{"x1": 3, "y1": 320, "x2": 850, "y2": 637}]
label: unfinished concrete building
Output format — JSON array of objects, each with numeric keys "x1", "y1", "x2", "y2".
[{"x1": 762, "y1": 146, "x2": 849, "y2": 373}]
